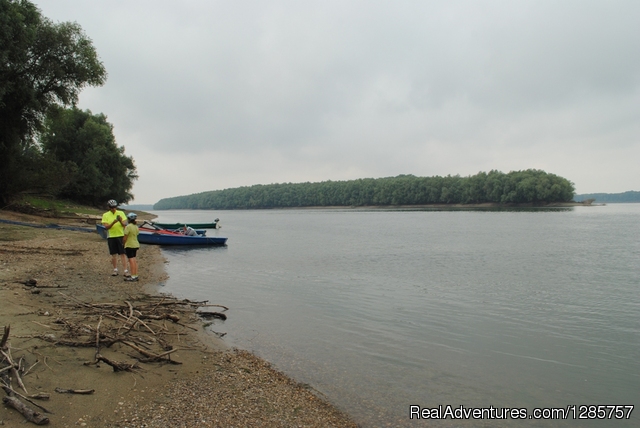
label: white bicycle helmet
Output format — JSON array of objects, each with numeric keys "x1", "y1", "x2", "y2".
[
  {"x1": 127, "y1": 212, "x2": 137, "y2": 220},
  {"x1": 107, "y1": 199, "x2": 118, "y2": 208}
]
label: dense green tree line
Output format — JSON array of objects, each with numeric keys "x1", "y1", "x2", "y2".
[
  {"x1": 154, "y1": 170, "x2": 575, "y2": 210},
  {"x1": 1, "y1": 0, "x2": 135, "y2": 207},
  {"x1": 40, "y1": 106, "x2": 137, "y2": 206}
]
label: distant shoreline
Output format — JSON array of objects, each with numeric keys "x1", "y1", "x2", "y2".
[
  {"x1": 152, "y1": 201, "x2": 598, "y2": 211},
  {"x1": 291, "y1": 201, "x2": 596, "y2": 210}
]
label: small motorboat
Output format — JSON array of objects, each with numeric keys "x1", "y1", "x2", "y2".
[{"x1": 96, "y1": 224, "x2": 227, "y2": 246}]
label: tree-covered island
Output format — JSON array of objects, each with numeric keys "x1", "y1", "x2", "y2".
[{"x1": 154, "y1": 169, "x2": 575, "y2": 210}]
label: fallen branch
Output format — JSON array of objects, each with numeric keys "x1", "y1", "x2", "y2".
[
  {"x1": 121, "y1": 341, "x2": 182, "y2": 364},
  {"x1": 34, "y1": 285, "x2": 68, "y2": 289},
  {"x1": 95, "y1": 316, "x2": 102, "y2": 358},
  {"x1": 29, "y1": 392, "x2": 50, "y2": 400},
  {"x1": 119, "y1": 341, "x2": 158, "y2": 359},
  {"x1": 139, "y1": 313, "x2": 181, "y2": 323},
  {"x1": 1, "y1": 349, "x2": 28, "y2": 395},
  {"x1": 1, "y1": 325, "x2": 9, "y2": 350},
  {"x1": 0, "y1": 380, "x2": 53, "y2": 415},
  {"x1": 34, "y1": 334, "x2": 117, "y2": 348},
  {"x1": 197, "y1": 311, "x2": 227, "y2": 320},
  {"x1": 2, "y1": 396, "x2": 50, "y2": 425},
  {"x1": 95, "y1": 354, "x2": 138, "y2": 372},
  {"x1": 22, "y1": 360, "x2": 39, "y2": 377},
  {"x1": 54, "y1": 387, "x2": 94, "y2": 395}
]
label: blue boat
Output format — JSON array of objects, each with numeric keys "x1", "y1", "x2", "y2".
[{"x1": 96, "y1": 224, "x2": 227, "y2": 246}]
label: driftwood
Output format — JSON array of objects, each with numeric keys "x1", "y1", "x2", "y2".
[
  {"x1": 120, "y1": 341, "x2": 182, "y2": 364},
  {"x1": 5, "y1": 293, "x2": 195, "y2": 424},
  {"x1": 2, "y1": 395, "x2": 49, "y2": 425},
  {"x1": 95, "y1": 354, "x2": 139, "y2": 372},
  {"x1": 29, "y1": 392, "x2": 50, "y2": 400},
  {"x1": 197, "y1": 311, "x2": 227, "y2": 320},
  {"x1": 1, "y1": 325, "x2": 52, "y2": 424},
  {"x1": 54, "y1": 387, "x2": 94, "y2": 395},
  {"x1": 0, "y1": 293, "x2": 226, "y2": 426},
  {"x1": 34, "y1": 285, "x2": 68, "y2": 289},
  {"x1": 139, "y1": 313, "x2": 181, "y2": 322},
  {"x1": 37, "y1": 293, "x2": 225, "y2": 365},
  {"x1": 1, "y1": 348, "x2": 27, "y2": 395},
  {"x1": 1, "y1": 325, "x2": 9, "y2": 350},
  {"x1": 34, "y1": 334, "x2": 118, "y2": 348},
  {"x1": 1, "y1": 382, "x2": 53, "y2": 415}
]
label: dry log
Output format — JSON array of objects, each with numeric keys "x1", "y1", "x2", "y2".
[
  {"x1": 3, "y1": 395, "x2": 50, "y2": 424},
  {"x1": 95, "y1": 354, "x2": 138, "y2": 372},
  {"x1": 54, "y1": 387, "x2": 94, "y2": 394},
  {"x1": 28, "y1": 392, "x2": 50, "y2": 400},
  {"x1": 1, "y1": 381, "x2": 53, "y2": 415}
]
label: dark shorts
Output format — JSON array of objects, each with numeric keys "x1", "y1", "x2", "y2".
[
  {"x1": 125, "y1": 247, "x2": 138, "y2": 259},
  {"x1": 107, "y1": 237, "x2": 125, "y2": 255}
]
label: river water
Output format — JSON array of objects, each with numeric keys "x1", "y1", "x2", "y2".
[{"x1": 150, "y1": 205, "x2": 639, "y2": 427}]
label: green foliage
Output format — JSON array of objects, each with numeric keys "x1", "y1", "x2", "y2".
[
  {"x1": 0, "y1": 0, "x2": 106, "y2": 206},
  {"x1": 154, "y1": 170, "x2": 575, "y2": 210},
  {"x1": 40, "y1": 106, "x2": 137, "y2": 206}
]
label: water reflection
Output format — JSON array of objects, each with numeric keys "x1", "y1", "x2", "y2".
[{"x1": 156, "y1": 206, "x2": 639, "y2": 427}]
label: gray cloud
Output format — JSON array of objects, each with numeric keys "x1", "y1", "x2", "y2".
[{"x1": 35, "y1": 0, "x2": 640, "y2": 203}]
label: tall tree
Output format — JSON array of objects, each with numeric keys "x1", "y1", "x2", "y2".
[
  {"x1": 0, "y1": 0, "x2": 106, "y2": 206},
  {"x1": 40, "y1": 106, "x2": 137, "y2": 206}
]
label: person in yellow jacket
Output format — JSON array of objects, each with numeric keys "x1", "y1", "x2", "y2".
[
  {"x1": 101, "y1": 199, "x2": 128, "y2": 276},
  {"x1": 123, "y1": 212, "x2": 140, "y2": 282}
]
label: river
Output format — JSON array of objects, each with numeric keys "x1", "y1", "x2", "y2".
[{"x1": 150, "y1": 204, "x2": 639, "y2": 427}]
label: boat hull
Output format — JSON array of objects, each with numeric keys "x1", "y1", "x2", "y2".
[
  {"x1": 96, "y1": 225, "x2": 227, "y2": 246},
  {"x1": 137, "y1": 233, "x2": 227, "y2": 245}
]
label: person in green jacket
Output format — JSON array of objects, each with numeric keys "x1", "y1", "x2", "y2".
[
  {"x1": 123, "y1": 212, "x2": 140, "y2": 282},
  {"x1": 101, "y1": 199, "x2": 128, "y2": 277}
]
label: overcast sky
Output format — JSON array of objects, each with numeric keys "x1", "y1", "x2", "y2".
[{"x1": 34, "y1": 0, "x2": 640, "y2": 204}]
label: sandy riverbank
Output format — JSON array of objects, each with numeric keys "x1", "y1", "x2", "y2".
[{"x1": 0, "y1": 210, "x2": 357, "y2": 427}]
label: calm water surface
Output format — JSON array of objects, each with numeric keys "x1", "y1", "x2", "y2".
[{"x1": 151, "y1": 205, "x2": 639, "y2": 427}]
